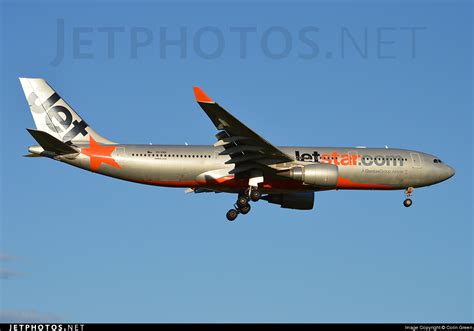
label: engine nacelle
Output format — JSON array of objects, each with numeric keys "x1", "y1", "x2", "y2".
[
  {"x1": 262, "y1": 192, "x2": 314, "y2": 210},
  {"x1": 283, "y1": 163, "x2": 339, "y2": 188}
]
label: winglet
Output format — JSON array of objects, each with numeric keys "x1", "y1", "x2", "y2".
[{"x1": 193, "y1": 86, "x2": 214, "y2": 103}]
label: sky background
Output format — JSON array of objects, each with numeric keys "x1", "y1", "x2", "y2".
[{"x1": 1, "y1": 0, "x2": 472, "y2": 323}]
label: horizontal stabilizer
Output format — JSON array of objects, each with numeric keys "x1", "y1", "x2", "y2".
[{"x1": 27, "y1": 129, "x2": 78, "y2": 155}]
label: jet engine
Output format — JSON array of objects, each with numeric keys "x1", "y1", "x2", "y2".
[
  {"x1": 280, "y1": 163, "x2": 339, "y2": 188},
  {"x1": 262, "y1": 192, "x2": 314, "y2": 210}
]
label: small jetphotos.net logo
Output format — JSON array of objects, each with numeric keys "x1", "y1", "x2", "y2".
[
  {"x1": 295, "y1": 150, "x2": 406, "y2": 167},
  {"x1": 8, "y1": 324, "x2": 84, "y2": 331}
]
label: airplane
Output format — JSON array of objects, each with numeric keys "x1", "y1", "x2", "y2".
[{"x1": 20, "y1": 78, "x2": 455, "y2": 221}]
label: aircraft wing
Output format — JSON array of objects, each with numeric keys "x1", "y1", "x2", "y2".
[{"x1": 193, "y1": 87, "x2": 293, "y2": 176}]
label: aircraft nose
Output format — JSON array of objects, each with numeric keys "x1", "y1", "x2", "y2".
[{"x1": 445, "y1": 165, "x2": 455, "y2": 179}]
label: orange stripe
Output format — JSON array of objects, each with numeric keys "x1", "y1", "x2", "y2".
[
  {"x1": 135, "y1": 176, "x2": 246, "y2": 188},
  {"x1": 134, "y1": 176, "x2": 394, "y2": 190}
]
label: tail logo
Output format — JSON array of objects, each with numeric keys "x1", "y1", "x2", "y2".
[{"x1": 28, "y1": 92, "x2": 88, "y2": 141}]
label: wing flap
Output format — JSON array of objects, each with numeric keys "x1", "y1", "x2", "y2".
[
  {"x1": 224, "y1": 153, "x2": 266, "y2": 165},
  {"x1": 214, "y1": 136, "x2": 251, "y2": 147},
  {"x1": 218, "y1": 145, "x2": 263, "y2": 155},
  {"x1": 228, "y1": 163, "x2": 264, "y2": 175}
]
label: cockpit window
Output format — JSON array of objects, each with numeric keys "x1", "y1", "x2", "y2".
[{"x1": 433, "y1": 159, "x2": 443, "y2": 163}]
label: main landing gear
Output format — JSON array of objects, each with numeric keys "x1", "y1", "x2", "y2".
[
  {"x1": 403, "y1": 187, "x2": 414, "y2": 208},
  {"x1": 226, "y1": 209, "x2": 239, "y2": 221},
  {"x1": 226, "y1": 187, "x2": 260, "y2": 221},
  {"x1": 250, "y1": 188, "x2": 261, "y2": 202}
]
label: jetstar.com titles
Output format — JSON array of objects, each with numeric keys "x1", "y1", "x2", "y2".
[{"x1": 295, "y1": 150, "x2": 407, "y2": 167}]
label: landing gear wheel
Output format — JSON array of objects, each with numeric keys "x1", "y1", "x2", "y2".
[
  {"x1": 403, "y1": 198, "x2": 412, "y2": 208},
  {"x1": 226, "y1": 209, "x2": 239, "y2": 221},
  {"x1": 239, "y1": 204, "x2": 251, "y2": 215},
  {"x1": 250, "y1": 189, "x2": 261, "y2": 202},
  {"x1": 237, "y1": 195, "x2": 249, "y2": 208}
]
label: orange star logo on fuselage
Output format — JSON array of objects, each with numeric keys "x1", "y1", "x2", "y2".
[{"x1": 81, "y1": 136, "x2": 121, "y2": 172}]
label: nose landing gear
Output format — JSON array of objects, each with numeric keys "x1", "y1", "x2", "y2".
[{"x1": 403, "y1": 187, "x2": 414, "y2": 208}]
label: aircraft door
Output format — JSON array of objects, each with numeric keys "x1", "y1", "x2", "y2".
[
  {"x1": 410, "y1": 152, "x2": 422, "y2": 168},
  {"x1": 114, "y1": 147, "x2": 125, "y2": 158}
]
